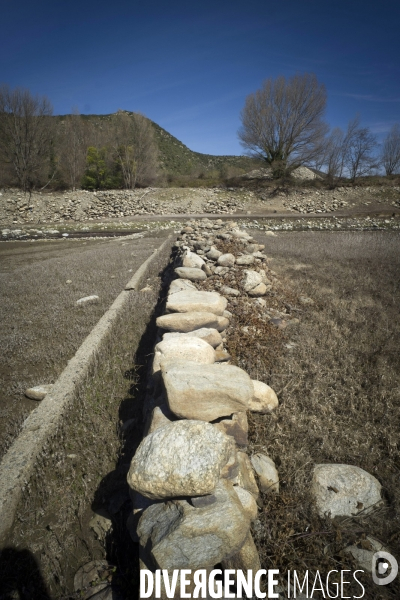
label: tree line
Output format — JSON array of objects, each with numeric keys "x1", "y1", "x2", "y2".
[
  {"x1": 1, "y1": 79, "x2": 399, "y2": 194},
  {"x1": 0, "y1": 84, "x2": 158, "y2": 193},
  {"x1": 239, "y1": 73, "x2": 400, "y2": 182}
]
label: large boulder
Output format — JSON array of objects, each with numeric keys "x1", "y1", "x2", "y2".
[
  {"x1": 152, "y1": 337, "x2": 215, "y2": 374},
  {"x1": 311, "y1": 464, "x2": 382, "y2": 518},
  {"x1": 127, "y1": 420, "x2": 233, "y2": 500},
  {"x1": 163, "y1": 328, "x2": 223, "y2": 348},
  {"x1": 156, "y1": 311, "x2": 221, "y2": 333},
  {"x1": 161, "y1": 361, "x2": 253, "y2": 421},
  {"x1": 137, "y1": 479, "x2": 250, "y2": 570},
  {"x1": 166, "y1": 290, "x2": 227, "y2": 316}
]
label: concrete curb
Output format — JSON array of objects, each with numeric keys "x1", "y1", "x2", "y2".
[{"x1": 0, "y1": 234, "x2": 172, "y2": 546}]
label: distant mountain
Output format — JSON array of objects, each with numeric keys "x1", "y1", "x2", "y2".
[{"x1": 71, "y1": 112, "x2": 262, "y2": 177}]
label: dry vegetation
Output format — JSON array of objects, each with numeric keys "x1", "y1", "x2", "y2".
[
  {"x1": 1, "y1": 240, "x2": 174, "y2": 599},
  {"x1": 223, "y1": 230, "x2": 400, "y2": 598},
  {"x1": 0, "y1": 232, "x2": 168, "y2": 459}
]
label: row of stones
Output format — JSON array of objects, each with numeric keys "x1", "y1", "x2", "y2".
[
  {"x1": 125, "y1": 229, "x2": 283, "y2": 597},
  {"x1": 125, "y1": 220, "x2": 387, "y2": 597}
]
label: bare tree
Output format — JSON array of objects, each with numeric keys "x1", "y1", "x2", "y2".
[
  {"x1": 381, "y1": 123, "x2": 400, "y2": 176},
  {"x1": 238, "y1": 73, "x2": 328, "y2": 177},
  {"x1": 342, "y1": 116, "x2": 378, "y2": 181},
  {"x1": 58, "y1": 110, "x2": 89, "y2": 190},
  {"x1": 111, "y1": 111, "x2": 158, "y2": 188},
  {"x1": 0, "y1": 84, "x2": 54, "y2": 192}
]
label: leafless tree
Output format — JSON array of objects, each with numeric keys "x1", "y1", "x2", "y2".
[
  {"x1": 381, "y1": 123, "x2": 400, "y2": 176},
  {"x1": 342, "y1": 116, "x2": 378, "y2": 181},
  {"x1": 0, "y1": 84, "x2": 54, "y2": 192},
  {"x1": 238, "y1": 73, "x2": 328, "y2": 177},
  {"x1": 58, "y1": 109, "x2": 89, "y2": 190},
  {"x1": 111, "y1": 111, "x2": 158, "y2": 188}
]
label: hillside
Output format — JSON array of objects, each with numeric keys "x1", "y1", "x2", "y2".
[{"x1": 70, "y1": 112, "x2": 262, "y2": 177}]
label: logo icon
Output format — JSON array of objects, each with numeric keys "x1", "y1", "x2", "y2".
[{"x1": 372, "y1": 551, "x2": 398, "y2": 586}]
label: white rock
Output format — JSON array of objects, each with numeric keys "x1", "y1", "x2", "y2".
[
  {"x1": 162, "y1": 360, "x2": 254, "y2": 421},
  {"x1": 182, "y1": 250, "x2": 206, "y2": 269},
  {"x1": 168, "y1": 279, "x2": 197, "y2": 294},
  {"x1": 137, "y1": 479, "x2": 250, "y2": 570},
  {"x1": 220, "y1": 285, "x2": 240, "y2": 297},
  {"x1": 166, "y1": 290, "x2": 227, "y2": 316},
  {"x1": 248, "y1": 282, "x2": 267, "y2": 296},
  {"x1": 156, "y1": 311, "x2": 221, "y2": 333},
  {"x1": 344, "y1": 537, "x2": 388, "y2": 572},
  {"x1": 217, "y1": 253, "x2": 235, "y2": 267},
  {"x1": 312, "y1": 464, "x2": 382, "y2": 518},
  {"x1": 162, "y1": 328, "x2": 223, "y2": 348},
  {"x1": 76, "y1": 295, "x2": 99, "y2": 305},
  {"x1": 250, "y1": 454, "x2": 279, "y2": 494},
  {"x1": 206, "y1": 246, "x2": 222, "y2": 261},
  {"x1": 241, "y1": 270, "x2": 262, "y2": 292},
  {"x1": 249, "y1": 380, "x2": 279, "y2": 413},
  {"x1": 128, "y1": 420, "x2": 233, "y2": 500},
  {"x1": 236, "y1": 255, "x2": 255, "y2": 266},
  {"x1": 174, "y1": 267, "x2": 207, "y2": 281},
  {"x1": 152, "y1": 337, "x2": 215, "y2": 374},
  {"x1": 233, "y1": 486, "x2": 258, "y2": 520},
  {"x1": 25, "y1": 384, "x2": 53, "y2": 401}
]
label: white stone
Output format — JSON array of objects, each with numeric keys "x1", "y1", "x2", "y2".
[
  {"x1": 182, "y1": 250, "x2": 205, "y2": 269},
  {"x1": 152, "y1": 337, "x2": 215, "y2": 374},
  {"x1": 156, "y1": 311, "x2": 221, "y2": 333},
  {"x1": 250, "y1": 454, "x2": 279, "y2": 494},
  {"x1": 168, "y1": 279, "x2": 197, "y2": 294},
  {"x1": 166, "y1": 290, "x2": 227, "y2": 316},
  {"x1": 24, "y1": 384, "x2": 53, "y2": 401},
  {"x1": 312, "y1": 464, "x2": 382, "y2": 518},
  {"x1": 76, "y1": 295, "x2": 99, "y2": 305},
  {"x1": 162, "y1": 328, "x2": 223, "y2": 348},
  {"x1": 249, "y1": 380, "x2": 279, "y2": 413},
  {"x1": 127, "y1": 420, "x2": 233, "y2": 499},
  {"x1": 217, "y1": 253, "x2": 235, "y2": 267},
  {"x1": 162, "y1": 360, "x2": 254, "y2": 421},
  {"x1": 241, "y1": 270, "x2": 262, "y2": 292},
  {"x1": 174, "y1": 267, "x2": 207, "y2": 281}
]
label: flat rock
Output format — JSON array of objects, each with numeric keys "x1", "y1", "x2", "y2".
[
  {"x1": 153, "y1": 337, "x2": 215, "y2": 374},
  {"x1": 344, "y1": 537, "x2": 388, "y2": 572},
  {"x1": 76, "y1": 295, "x2": 99, "y2": 305},
  {"x1": 127, "y1": 420, "x2": 233, "y2": 499},
  {"x1": 137, "y1": 479, "x2": 250, "y2": 570},
  {"x1": 25, "y1": 384, "x2": 53, "y2": 401},
  {"x1": 250, "y1": 454, "x2": 279, "y2": 494},
  {"x1": 168, "y1": 279, "x2": 197, "y2": 294},
  {"x1": 156, "y1": 311, "x2": 220, "y2": 333},
  {"x1": 162, "y1": 361, "x2": 253, "y2": 421},
  {"x1": 236, "y1": 255, "x2": 255, "y2": 266},
  {"x1": 249, "y1": 380, "x2": 279, "y2": 413},
  {"x1": 241, "y1": 270, "x2": 262, "y2": 292},
  {"x1": 182, "y1": 250, "x2": 205, "y2": 269},
  {"x1": 312, "y1": 464, "x2": 382, "y2": 518},
  {"x1": 163, "y1": 328, "x2": 222, "y2": 348},
  {"x1": 166, "y1": 290, "x2": 227, "y2": 316},
  {"x1": 217, "y1": 253, "x2": 235, "y2": 267},
  {"x1": 220, "y1": 285, "x2": 240, "y2": 297},
  {"x1": 174, "y1": 267, "x2": 207, "y2": 281}
]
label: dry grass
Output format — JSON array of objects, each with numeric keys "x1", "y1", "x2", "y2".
[
  {"x1": 1, "y1": 242, "x2": 174, "y2": 599},
  {"x1": 0, "y1": 232, "x2": 168, "y2": 459},
  {"x1": 230, "y1": 231, "x2": 400, "y2": 598}
]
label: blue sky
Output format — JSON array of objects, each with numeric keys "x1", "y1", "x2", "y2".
[{"x1": 1, "y1": 0, "x2": 399, "y2": 155}]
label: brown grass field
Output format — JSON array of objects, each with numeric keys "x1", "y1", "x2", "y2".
[
  {"x1": 0, "y1": 232, "x2": 169, "y2": 459},
  {"x1": 225, "y1": 230, "x2": 400, "y2": 599}
]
